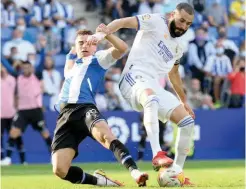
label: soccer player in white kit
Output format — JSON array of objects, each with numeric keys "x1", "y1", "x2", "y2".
[{"x1": 89, "y1": 2, "x2": 195, "y2": 186}]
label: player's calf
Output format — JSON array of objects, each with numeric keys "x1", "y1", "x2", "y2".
[
  {"x1": 52, "y1": 148, "x2": 121, "y2": 186},
  {"x1": 92, "y1": 121, "x2": 149, "y2": 186}
]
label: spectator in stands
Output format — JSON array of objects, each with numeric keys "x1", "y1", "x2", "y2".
[
  {"x1": 138, "y1": 0, "x2": 163, "y2": 15},
  {"x1": 114, "y1": 0, "x2": 139, "y2": 19},
  {"x1": 16, "y1": 17, "x2": 26, "y2": 32},
  {"x1": 192, "y1": 0, "x2": 206, "y2": 26},
  {"x1": 17, "y1": 7, "x2": 33, "y2": 27},
  {"x1": 37, "y1": 18, "x2": 61, "y2": 55},
  {"x1": 186, "y1": 79, "x2": 215, "y2": 110},
  {"x1": 204, "y1": 42, "x2": 233, "y2": 108},
  {"x1": 1, "y1": 0, "x2": 17, "y2": 27},
  {"x1": 229, "y1": 0, "x2": 246, "y2": 28},
  {"x1": 233, "y1": 40, "x2": 246, "y2": 66},
  {"x1": 227, "y1": 58, "x2": 245, "y2": 108},
  {"x1": 206, "y1": 0, "x2": 229, "y2": 27},
  {"x1": 26, "y1": 53, "x2": 37, "y2": 66},
  {"x1": 217, "y1": 25, "x2": 239, "y2": 63},
  {"x1": 3, "y1": 28, "x2": 36, "y2": 61},
  {"x1": 43, "y1": 55, "x2": 62, "y2": 111},
  {"x1": 43, "y1": 0, "x2": 73, "y2": 28},
  {"x1": 101, "y1": 0, "x2": 115, "y2": 22},
  {"x1": 104, "y1": 80, "x2": 122, "y2": 110},
  {"x1": 1, "y1": 39, "x2": 52, "y2": 166},
  {"x1": 188, "y1": 27, "x2": 215, "y2": 91},
  {"x1": 0, "y1": 64, "x2": 26, "y2": 164},
  {"x1": 30, "y1": 0, "x2": 45, "y2": 26},
  {"x1": 85, "y1": 0, "x2": 97, "y2": 12},
  {"x1": 13, "y1": 0, "x2": 33, "y2": 9}
]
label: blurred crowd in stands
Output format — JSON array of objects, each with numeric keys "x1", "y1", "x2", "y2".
[{"x1": 1, "y1": 0, "x2": 245, "y2": 112}]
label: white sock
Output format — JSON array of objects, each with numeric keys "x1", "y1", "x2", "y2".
[
  {"x1": 130, "y1": 169, "x2": 141, "y2": 180},
  {"x1": 142, "y1": 95, "x2": 162, "y2": 158},
  {"x1": 174, "y1": 116, "x2": 194, "y2": 168}
]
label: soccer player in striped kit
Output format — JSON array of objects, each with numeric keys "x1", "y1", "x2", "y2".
[{"x1": 51, "y1": 27, "x2": 148, "y2": 187}]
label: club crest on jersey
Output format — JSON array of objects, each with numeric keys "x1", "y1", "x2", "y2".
[
  {"x1": 157, "y1": 40, "x2": 174, "y2": 62},
  {"x1": 142, "y1": 14, "x2": 151, "y2": 21}
]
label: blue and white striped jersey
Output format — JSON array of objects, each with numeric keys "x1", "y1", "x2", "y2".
[{"x1": 55, "y1": 50, "x2": 117, "y2": 112}]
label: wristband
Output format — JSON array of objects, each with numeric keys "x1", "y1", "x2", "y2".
[{"x1": 66, "y1": 53, "x2": 77, "y2": 60}]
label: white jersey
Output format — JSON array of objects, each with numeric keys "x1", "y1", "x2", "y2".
[{"x1": 123, "y1": 13, "x2": 184, "y2": 79}]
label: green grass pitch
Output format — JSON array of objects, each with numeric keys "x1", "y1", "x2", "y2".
[{"x1": 1, "y1": 160, "x2": 245, "y2": 189}]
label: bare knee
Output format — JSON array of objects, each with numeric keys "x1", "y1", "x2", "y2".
[
  {"x1": 170, "y1": 105, "x2": 190, "y2": 124},
  {"x1": 52, "y1": 149, "x2": 75, "y2": 179},
  {"x1": 10, "y1": 127, "x2": 21, "y2": 139},
  {"x1": 53, "y1": 161, "x2": 70, "y2": 178}
]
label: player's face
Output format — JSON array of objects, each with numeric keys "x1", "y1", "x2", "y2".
[
  {"x1": 75, "y1": 35, "x2": 97, "y2": 58},
  {"x1": 169, "y1": 9, "x2": 193, "y2": 37}
]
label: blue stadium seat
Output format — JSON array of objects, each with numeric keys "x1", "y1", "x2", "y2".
[
  {"x1": 1, "y1": 27, "x2": 13, "y2": 41},
  {"x1": 54, "y1": 54, "x2": 66, "y2": 67},
  {"x1": 227, "y1": 26, "x2": 241, "y2": 39},
  {"x1": 23, "y1": 27, "x2": 39, "y2": 43}
]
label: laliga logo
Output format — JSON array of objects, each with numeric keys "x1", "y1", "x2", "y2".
[{"x1": 107, "y1": 116, "x2": 130, "y2": 144}]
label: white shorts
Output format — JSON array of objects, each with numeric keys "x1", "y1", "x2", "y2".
[{"x1": 119, "y1": 71, "x2": 181, "y2": 122}]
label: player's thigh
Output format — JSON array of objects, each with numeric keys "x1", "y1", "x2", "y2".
[
  {"x1": 169, "y1": 104, "x2": 190, "y2": 125},
  {"x1": 91, "y1": 120, "x2": 116, "y2": 149},
  {"x1": 10, "y1": 112, "x2": 27, "y2": 138},
  {"x1": 83, "y1": 106, "x2": 115, "y2": 149},
  {"x1": 130, "y1": 75, "x2": 159, "y2": 111},
  {"x1": 157, "y1": 89, "x2": 181, "y2": 123}
]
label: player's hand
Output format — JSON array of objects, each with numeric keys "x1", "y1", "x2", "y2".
[
  {"x1": 96, "y1": 23, "x2": 111, "y2": 35},
  {"x1": 183, "y1": 103, "x2": 195, "y2": 119},
  {"x1": 86, "y1": 35, "x2": 100, "y2": 46}
]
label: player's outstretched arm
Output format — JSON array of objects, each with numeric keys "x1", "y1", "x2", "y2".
[
  {"x1": 97, "y1": 24, "x2": 128, "y2": 59},
  {"x1": 106, "y1": 16, "x2": 138, "y2": 33},
  {"x1": 168, "y1": 61, "x2": 195, "y2": 118}
]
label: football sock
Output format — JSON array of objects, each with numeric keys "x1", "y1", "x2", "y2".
[
  {"x1": 174, "y1": 116, "x2": 194, "y2": 168},
  {"x1": 44, "y1": 137, "x2": 52, "y2": 152},
  {"x1": 109, "y1": 139, "x2": 138, "y2": 171},
  {"x1": 16, "y1": 136, "x2": 26, "y2": 163},
  {"x1": 6, "y1": 137, "x2": 15, "y2": 158},
  {"x1": 142, "y1": 95, "x2": 162, "y2": 157},
  {"x1": 63, "y1": 166, "x2": 97, "y2": 185}
]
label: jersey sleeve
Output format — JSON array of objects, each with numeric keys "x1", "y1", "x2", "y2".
[
  {"x1": 135, "y1": 14, "x2": 159, "y2": 31},
  {"x1": 95, "y1": 49, "x2": 117, "y2": 70}
]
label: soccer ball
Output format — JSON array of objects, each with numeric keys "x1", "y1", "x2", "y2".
[{"x1": 157, "y1": 164, "x2": 185, "y2": 187}]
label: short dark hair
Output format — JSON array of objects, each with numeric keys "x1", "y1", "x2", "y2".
[
  {"x1": 76, "y1": 29, "x2": 93, "y2": 38},
  {"x1": 176, "y1": 3, "x2": 194, "y2": 15}
]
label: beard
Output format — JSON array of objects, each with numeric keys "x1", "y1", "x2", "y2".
[{"x1": 169, "y1": 20, "x2": 187, "y2": 38}]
